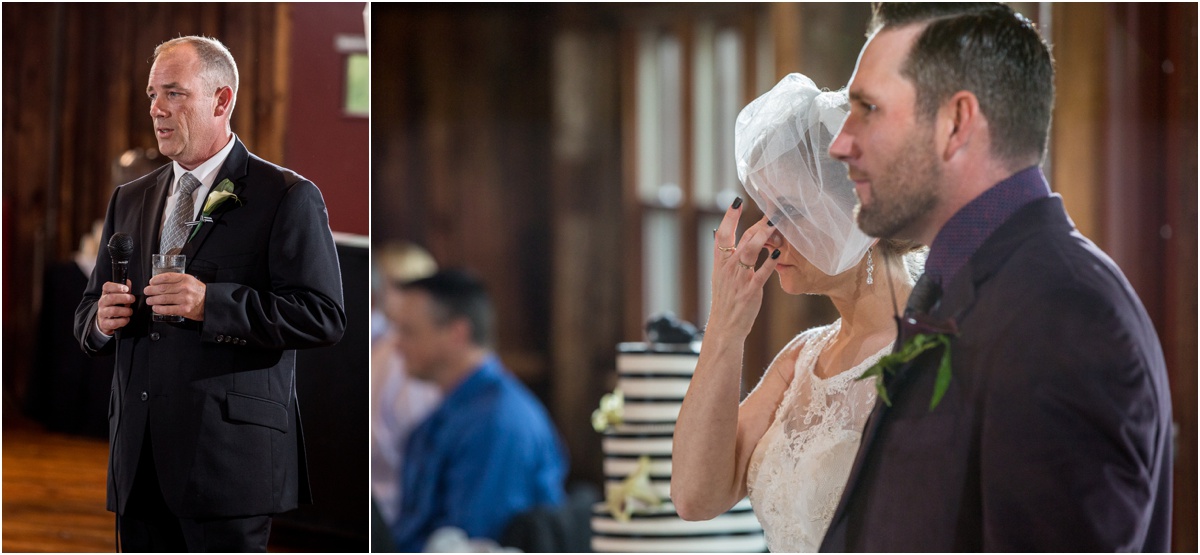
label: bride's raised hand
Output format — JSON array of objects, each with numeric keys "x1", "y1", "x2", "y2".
[{"x1": 706, "y1": 198, "x2": 781, "y2": 341}]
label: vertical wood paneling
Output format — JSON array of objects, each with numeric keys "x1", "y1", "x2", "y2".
[
  {"x1": 1162, "y1": 6, "x2": 1198, "y2": 551},
  {"x1": 770, "y1": 2, "x2": 802, "y2": 81},
  {"x1": 620, "y1": 25, "x2": 645, "y2": 341},
  {"x1": 267, "y1": 3, "x2": 292, "y2": 167},
  {"x1": 550, "y1": 14, "x2": 626, "y2": 488},
  {"x1": 371, "y1": 5, "x2": 555, "y2": 388},
  {"x1": 5, "y1": 4, "x2": 55, "y2": 398},
  {"x1": 1050, "y1": 3, "x2": 1105, "y2": 240},
  {"x1": 1051, "y1": 3, "x2": 1195, "y2": 550},
  {"x1": 1102, "y1": 5, "x2": 1167, "y2": 318}
]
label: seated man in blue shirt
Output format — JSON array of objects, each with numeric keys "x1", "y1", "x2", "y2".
[{"x1": 390, "y1": 269, "x2": 567, "y2": 551}]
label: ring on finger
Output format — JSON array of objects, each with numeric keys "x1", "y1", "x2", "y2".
[
  {"x1": 717, "y1": 245, "x2": 735, "y2": 253},
  {"x1": 737, "y1": 261, "x2": 753, "y2": 271}
]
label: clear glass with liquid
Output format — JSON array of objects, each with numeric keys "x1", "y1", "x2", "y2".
[{"x1": 151, "y1": 254, "x2": 186, "y2": 323}]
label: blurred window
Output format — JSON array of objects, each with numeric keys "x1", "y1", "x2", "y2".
[{"x1": 628, "y1": 12, "x2": 763, "y2": 333}]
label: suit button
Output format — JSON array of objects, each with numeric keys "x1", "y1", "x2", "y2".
[
  {"x1": 140, "y1": 391, "x2": 148, "y2": 401},
  {"x1": 239, "y1": 339, "x2": 247, "y2": 346},
  {"x1": 150, "y1": 332, "x2": 160, "y2": 341},
  {"x1": 216, "y1": 335, "x2": 224, "y2": 342}
]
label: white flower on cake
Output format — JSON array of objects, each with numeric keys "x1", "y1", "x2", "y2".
[
  {"x1": 592, "y1": 389, "x2": 625, "y2": 433},
  {"x1": 604, "y1": 455, "x2": 662, "y2": 522}
]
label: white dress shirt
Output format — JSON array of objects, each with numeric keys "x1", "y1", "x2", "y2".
[{"x1": 159, "y1": 134, "x2": 238, "y2": 248}]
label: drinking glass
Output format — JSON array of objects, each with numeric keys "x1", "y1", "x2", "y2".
[{"x1": 151, "y1": 254, "x2": 186, "y2": 323}]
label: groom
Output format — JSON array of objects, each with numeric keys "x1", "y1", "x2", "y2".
[{"x1": 823, "y1": 3, "x2": 1172, "y2": 551}]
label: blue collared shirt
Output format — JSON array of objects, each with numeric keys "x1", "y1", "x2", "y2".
[
  {"x1": 392, "y1": 355, "x2": 567, "y2": 551},
  {"x1": 925, "y1": 166, "x2": 1052, "y2": 287}
]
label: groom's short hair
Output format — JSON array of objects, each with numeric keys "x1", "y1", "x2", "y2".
[{"x1": 869, "y1": 3, "x2": 1055, "y2": 167}]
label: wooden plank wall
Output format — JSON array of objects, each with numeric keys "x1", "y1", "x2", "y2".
[
  {"x1": 2, "y1": 3, "x2": 288, "y2": 406},
  {"x1": 370, "y1": 4, "x2": 557, "y2": 395},
  {"x1": 1051, "y1": 4, "x2": 1197, "y2": 550},
  {"x1": 1160, "y1": 6, "x2": 1199, "y2": 549},
  {"x1": 549, "y1": 6, "x2": 626, "y2": 488},
  {"x1": 372, "y1": 4, "x2": 628, "y2": 486}
]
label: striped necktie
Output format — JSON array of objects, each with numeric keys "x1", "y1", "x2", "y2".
[{"x1": 160, "y1": 172, "x2": 201, "y2": 255}]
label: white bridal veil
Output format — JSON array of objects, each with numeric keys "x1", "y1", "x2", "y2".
[{"x1": 735, "y1": 73, "x2": 873, "y2": 276}]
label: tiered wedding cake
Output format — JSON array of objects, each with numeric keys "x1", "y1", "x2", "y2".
[{"x1": 591, "y1": 317, "x2": 766, "y2": 552}]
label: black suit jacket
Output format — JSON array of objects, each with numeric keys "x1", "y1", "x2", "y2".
[
  {"x1": 821, "y1": 196, "x2": 1172, "y2": 551},
  {"x1": 74, "y1": 137, "x2": 346, "y2": 519}
]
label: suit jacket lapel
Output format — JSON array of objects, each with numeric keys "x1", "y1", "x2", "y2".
[
  {"x1": 181, "y1": 137, "x2": 250, "y2": 259},
  {"x1": 934, "y1": 267, "x2": 976, "y2": 325},
  {"x1": 141, "y1": 167, "x2": 173, "y2": 277}
]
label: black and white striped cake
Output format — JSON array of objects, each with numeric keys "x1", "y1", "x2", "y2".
[{"x1": 592, "y1": 342, "x2": 767, "y2": 553}]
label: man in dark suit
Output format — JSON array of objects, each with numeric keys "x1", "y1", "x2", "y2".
[
  {"x1": 75, "y1": 36, "x2": 346, "y2": 551},
  {"x1": 823, "y1": 3, "x2": 1172, "y2": 551}
]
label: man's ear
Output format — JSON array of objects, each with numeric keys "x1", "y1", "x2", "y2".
[
  {"x1": 447, "y1": 317, "x2": 474, "y2": 347},
  {"x1": 213, "y1": 86, "x2": 234, "y2": 117},
  {"x1": 939, "y1": 90, "x2": 982, "y2": 161}
]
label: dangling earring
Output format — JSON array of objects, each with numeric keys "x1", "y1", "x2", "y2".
[{"x1": 866, "y1": 248, "x2": 875, "y2": 285}]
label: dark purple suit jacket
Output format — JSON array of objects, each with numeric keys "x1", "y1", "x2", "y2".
[
  {"x1": 821, "y1": 196, "x2": 1173, "y2": 551},
  {"x1": 74, "y1": 138, "x2": 346, "y2": 518}
]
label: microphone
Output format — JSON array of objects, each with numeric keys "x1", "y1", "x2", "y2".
[
  {"x1": 108, "y1": 232, "x2": 134, "y2": 285},
  {"x1": 103, "y1": 232, "x2": 133, "y2": 552}
]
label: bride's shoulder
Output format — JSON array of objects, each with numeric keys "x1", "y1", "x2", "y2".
[{"x1": 768, "y1": 322, "x2": 838, "y2": 385}]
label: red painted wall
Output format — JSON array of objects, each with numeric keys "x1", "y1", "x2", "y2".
[{"x1": 285, "y1": 2, "x2": 369, "y2": 236}]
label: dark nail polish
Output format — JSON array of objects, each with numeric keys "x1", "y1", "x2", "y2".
[
  {"x1": 732, "y1": 197, "x2": 743, "y2": 209},
  {"x1": 767, "y1": 219, "x2": 774, "y2": 227},
  {"x1": 771, "y1": 249, "x2": 781, "y2": 260}
]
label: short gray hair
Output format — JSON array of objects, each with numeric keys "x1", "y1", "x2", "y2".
[{"x1": 154, "y1": 36, "x2": 239, "y2": 99}]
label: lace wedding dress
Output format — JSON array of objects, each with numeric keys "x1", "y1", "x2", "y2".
[{"x1": 746, "y1": 320, "x2": 886, "y2": 552}]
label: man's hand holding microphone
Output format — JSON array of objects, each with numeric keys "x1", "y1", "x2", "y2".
[{"x1": 97, "y1": 233, "x2": 135, "y2": 336}]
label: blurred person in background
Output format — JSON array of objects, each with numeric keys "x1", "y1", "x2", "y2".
[
  {"x1": 370, "y1": 241, "x2": 442, "y2": 547},
  {"x1": 390, "y1": 269, "x2": 567, "y2": 551}
]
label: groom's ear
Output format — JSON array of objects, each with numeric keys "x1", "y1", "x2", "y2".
[{"x1": 937, "y1": 90, "x2": 983, "y2": 162}]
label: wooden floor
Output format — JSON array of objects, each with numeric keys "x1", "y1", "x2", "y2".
[
  {"x1": 2, "y1": 417, "x2": 334, "y2": 552},
  {"x1": 3, "y1": 420, "x2": 113, "y2": 553}
]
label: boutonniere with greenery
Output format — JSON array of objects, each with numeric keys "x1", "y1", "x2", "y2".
[
  {"x1": 186, "y1": 178, "x2": 241, "y2": 241},
  {"x1": 857, "y1": 313, "x2": 959, "y2": 410}
]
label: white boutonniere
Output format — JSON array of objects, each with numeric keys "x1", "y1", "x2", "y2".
[{"x1": 186, "y1": 178, "x2": 241, "y2": 241}]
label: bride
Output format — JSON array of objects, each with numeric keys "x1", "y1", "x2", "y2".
[{"x1": 671, "y1": 74, "x2": 922, "y2": 552}]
